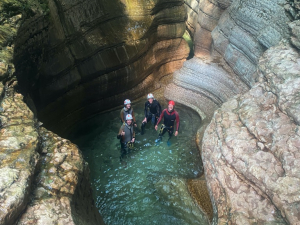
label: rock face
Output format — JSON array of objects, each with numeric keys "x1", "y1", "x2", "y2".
[
  {"x1": 165, "y1": 57, "x2": 248, "y2": 121},
  {"x1": 202, "y1": 41, "x2": 300, "y2": 224},
  {"x1": 0, "y1": 83, "x2": 39, "y2": 225},
  {"x1": 14, "y1": 0, "x2": 190, "y2": 134},
  {"x1": 166, "y1": 0, "x2": 291, "y2": 122},
  {"x1": 18, "y1": 128, "x2": 104, "y2": 225},
  {"x1": 0, "y1": 83, "x2": 103, "y2": 225},
  {"x1": 212, "y1": 0, "x2": 290, "y2": 86}
]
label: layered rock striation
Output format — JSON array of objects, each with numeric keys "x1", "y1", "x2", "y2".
[
  {"x1": 14, "y1": 0, "x2": 190, "y2": 134},
  {"x1": 165, "y1": 0, "x2": 300, "y2": 223},
  {"x1": 166, "y1": 0, "x2": 291, "y2": 122}
]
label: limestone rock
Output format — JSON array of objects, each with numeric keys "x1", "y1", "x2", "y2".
[
  {"x1": 289, "y1": 20, "x2": 300, "y2": 50},
  {"x1": 17, "y1": 128, "x2": 104, "y2": 225},
  {"x1": 194, "y1": 0, "x2": 229, "y2": 57},
  {"x1": 202, "y1": 42, "x2": 300, "y2": 224},
  {"x1": 212, "y1": 0, "x2": 291, "y2": 86},
  {"x1": 0, "y1": 84, "x2": 39, "y2": 225},
  {"x1": 0, "y1": 82, "x2": 103, "y2": 224},
  {"x1": 165, "y1": 57, "x2": 248, "y2": 120},
  {"x1": 14, "y1": 0, "x2": 190, "y2": 135}
]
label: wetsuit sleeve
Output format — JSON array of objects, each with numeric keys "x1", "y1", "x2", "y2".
[
  {"x1": 132, "y1": 109, "x2": 136, "y2": 123},
  {"x1": 133, "y1": 130, "x2": 135, "y2": 139},
  {"x1": 175, "y1": 111, "x2": 180, "y2": 131},
  {"x1": 144, "y1": 102, "x2": 148, "y2": 117},
  {"x1": 117, "y1": 125, "x2": 124, "y2": 139},
  {"x1": 156, "y1": 109, "x2": 166, "y2": 126},
  {"x1": 120, "y1": 109, "x2": 124, "y2": 123},
  {"x1": 157, "y1": 101, "x2": 162, "y2": 116}
]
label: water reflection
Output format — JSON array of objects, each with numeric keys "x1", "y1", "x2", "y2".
[{"x1": 69, "y1": 98, "x2": 209, "y2": 225}]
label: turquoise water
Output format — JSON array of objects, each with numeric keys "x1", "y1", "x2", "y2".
[{"x1": 68, "y1": 98, "x2": 209, "y2": 225}]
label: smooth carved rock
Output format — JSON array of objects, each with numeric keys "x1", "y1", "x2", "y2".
[
  {"x1": 202, "y1": 42, "x2": 300, "y2": 224},
  {"x1": 155, "y1": 177, "x2": 210, "y2": 224},
  {"x1": 194, "y1": 0, "x2": 227, "y2": 57},
  {"x1": 212, "y1": 0, "x2": 291, "y2": 86},
  {"x1": 165, "y1": 57, "x2": 248, "y2": 120},
  {"x1": 14, "y1": 0, "x2": 189, "y2": 134}
]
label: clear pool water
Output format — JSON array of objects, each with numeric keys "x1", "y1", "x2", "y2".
[{"x1": 68, "y1": 97, "x2": 209, "y2": 225}]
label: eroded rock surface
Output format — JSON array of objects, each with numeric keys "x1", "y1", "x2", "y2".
[
  {"x1": 0, "y1": 83, "x2": 39, "y2": 225},
  {"x1": 202, "y1": 41, "x2": 300, "y2": 224},
  {"x1": 0, "y1": 84, "x2": 103, "y2": 225},
  {"x1": 14, "y1": 0, "x2": 190, "y2": 134},
  {"x1": 18, "y1": 128, "x2": 104, "y2": 225},
  {"x1": 212, "y1": 0, "x2": 291, "y2": 86},
  {"x1": 165, "y1": 57, "x2": 248, "y2": 121},
  {"x1": 290, "y1": 20, "x2": 300, "y2": 50}
]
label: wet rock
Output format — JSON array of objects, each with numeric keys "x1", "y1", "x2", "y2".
[
  {"x1": 155, "y1": 177, "x2": 210, "y2": 224},
  {"x1": 202, "y1": 41, "x2": 300, "y2": 224},
  {"x1": 187, "y1": 175, "x2": 213, "y2": 222}
]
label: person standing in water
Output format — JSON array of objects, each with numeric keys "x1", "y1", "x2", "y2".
[
  {"x1": 120, "y1": 99, "x2": 137, "y2": 127},
  {"x1": 141, "y1": 93, "x2": 161, "y2": 135},
  {"x1": 117, "y1": 114, "x2": 135, "y2": 159},
  {"x1": 155, "y1": 100, "x2": 179, "y2": 144}
]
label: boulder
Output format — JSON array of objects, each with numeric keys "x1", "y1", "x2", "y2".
[{"x1": 202, "y1": 41, "x2": 300, "y2": 224}]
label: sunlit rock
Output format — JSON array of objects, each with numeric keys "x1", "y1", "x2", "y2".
[
  {"x1": 202, "y1": 41, "x2": 300, "y2": 224},
  {"x1": 0, "y1": 83, "x2": 39, "y2": 225}
]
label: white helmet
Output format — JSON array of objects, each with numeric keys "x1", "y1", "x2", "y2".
[
  {"x1": 126, "y1": 114, "x2": 133, "y2": 120},
  {"x1": 147, "y1": 93, "x2": 154, "y2": 99},
  {"x1": 124, "y1": 99, "x2": 131, "y2": 105}
]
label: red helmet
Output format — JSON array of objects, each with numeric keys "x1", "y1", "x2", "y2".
[{"x1": 168, "y1": 100, "x2": 175, "y2": 106}]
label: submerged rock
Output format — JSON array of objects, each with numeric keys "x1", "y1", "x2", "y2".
[{"x1": 202, "y1": 41, "x2": 300, "y2": 224}]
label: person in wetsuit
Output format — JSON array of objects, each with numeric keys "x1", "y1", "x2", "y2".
[
  {"x1": 155, "y1": 100, "x2": 179, "y2": 143},
  {"x1": 117, "y1": 114, "x2": 136, "y2": 160},
  {"x1": 141, "y1": 93, "x2": 161, "y2": 135},
  {"x1": 120, "y1": 99, "x2": 137, "y2": 127}
]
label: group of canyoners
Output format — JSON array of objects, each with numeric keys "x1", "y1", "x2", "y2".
[{"x1": 117, "y1": 93, "x2": 180, "y2": 159}]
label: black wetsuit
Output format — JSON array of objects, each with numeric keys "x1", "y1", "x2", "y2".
[
  {"x1": 156, "y1": 109, "x2": 180, "y2": 139},
  {"x1": 117, "y1": 123, "x2": 135, "y2": 158},
  {"x1": 141, "y1": 99, "x2": 161, "y2": 134}
]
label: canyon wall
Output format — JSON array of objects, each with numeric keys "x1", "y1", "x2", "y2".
[
  {"x1": 14, "y1": 0, "x2": 190, "y2": 135},
  {"x1": 166, "y1": 0, "x2": 291, "y2": 122},
  {"x1": 164, "y1": 0, "x2": 300, "y2": 224},
  {"x1": 203, "y1": 40, "x2": 300, "y2": 224}
]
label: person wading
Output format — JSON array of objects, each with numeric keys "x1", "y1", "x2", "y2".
[
  {"x1": 120, "y1": 99, "x2": 137, "y2": 127},
  {"x1": 155, "y1": 100, "x2": 179, "y2": 145},
  {"x1": 117, "y1": 114, "x2": 135, "y2": 160},
  {"x1": 141, "y1": 93, "x2": 161, "y2": 135}
]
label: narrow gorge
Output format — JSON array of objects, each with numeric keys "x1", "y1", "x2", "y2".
[{"x1": 0, "y1": 0, "x2": 300, "y2": 224}]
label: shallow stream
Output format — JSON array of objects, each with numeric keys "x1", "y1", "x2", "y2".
[{"x1": 68, "y1": 97, "x2": 209, "y2": 225}]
